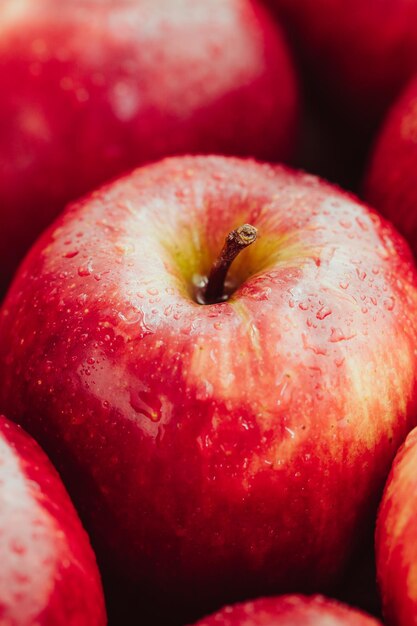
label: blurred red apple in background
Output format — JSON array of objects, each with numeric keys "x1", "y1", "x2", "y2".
[
  {"x1": 376, "y1": 426, "x2": 417, "y2": 626},
  {"x1": 365, "y1": 75, "x2": 417, "y2": 257},
  {"x1": 0, "y1": 0, "x2": 298, "y2": 293},
  {"x1": 0, "y1": 415, "x2": 106, "y2": 625},
  {"x1": 0, "y1": 156, "x2": 416, "y2": 621},
  {"x1": 265, "y1": 0, "x2": 417, "y2": 127},
  {"x1": 190, "y1": 595, "x2": 381, "y2": 626}
]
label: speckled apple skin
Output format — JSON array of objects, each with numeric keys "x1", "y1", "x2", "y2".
[
  {"x1": 0, "y1": 156, "x2": 417, "y2": 613},
  {"x1": 0, "y1": 415, "x2": 106, "y2": 626},
  {"x1": 365, "y1": 75, "x2": 417, "y2": 257},
  {"x1": 191, "y1": 595, "x2": 381, "y2": 626},
  {"x1": 376, "y1": 427, "x2": 417, "y2": 626},
  {"x1": 0, "y1": 0, "x2": 298, "y2": 292},
  {"x1": 266, "y1": 0, "x2": 417, "y2": 125}
]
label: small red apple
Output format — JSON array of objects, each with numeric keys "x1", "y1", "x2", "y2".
[
  {"x1": 365, "y1": 75, "x2": 417, "y2": 256},
  {"x1": 0, "y1": 414, "x2": 106, "y2": 625},
  {"x1": 266, "y1": 0, "x2": 417, "y2": 125},
  {"x1": 376, "y1": 426, "x2": 417, "y2": 626},
  {"x1": 190, "y1": 595, "x2": 381, "y2": 626},
  {"x1": 0, "y1": 156, "x2": 416, "y2": 619},
  {"x1": 0, "y1": 0, "x2": 298, "y2": 294}
]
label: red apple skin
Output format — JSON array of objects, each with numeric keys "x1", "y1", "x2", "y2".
[
  {"x1": 0, "y1": 156, "x2": 417, "y2": 616},
  {"x1": 365, "y1": 75, "x2": 417, "y2": 257},
  {"x1": 0, "y1": 414, "x2": 106, "y2": 625},
  {"x1": 190, "y1": 595, "x2": 381, "y2": 626},
  {"x1": 376, "y1": 426, "x2": 417, "y2": 626},
  {"x1": 265, "y1": 0, "x2": 417, "y2": 125},
  {"x1": 0, "y1": 0, "x2": 298, "y2": 294}
]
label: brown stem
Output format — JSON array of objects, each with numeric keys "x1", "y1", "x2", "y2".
[{"x1": 204, "y1": 224, "x2": 258, "y2": 304}]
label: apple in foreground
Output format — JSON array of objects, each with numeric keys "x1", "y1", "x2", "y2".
[
  {"x1": 0, "y1": 156, "x2": 416, "y2": 620},
  {"x1": 0, "y1": 414, "x2": 106, "y2": 625},
  {"x1": 365, "y1": 75, "x2": 417, "y2": 257},
  {"x1": 0, "y1": 0, "x2": 298, "y2": 294},
  {"x1": 190, "y1": 595, "x2": 381, "y2": 626},
  {"x1": 266, "y1": 0, "x2": 417, "y2": 125},
  {"x1": 376, "y1": 426, "x2": 417, "y2": 626}
]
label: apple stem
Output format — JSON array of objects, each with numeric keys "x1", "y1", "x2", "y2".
[{"x1": 204, "y1": 224, "x2": 258, "y2": 304}]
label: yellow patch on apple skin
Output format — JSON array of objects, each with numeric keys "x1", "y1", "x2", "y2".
[
  {"x1": 232, "y1": 229, "x2": 319, "y2": 279},
  {"x1": 341, "y1": 335, "x2": 414, "y2": 450},
  {"x1": 231, "y1": 300, "x2": 262, "y2": 361}
]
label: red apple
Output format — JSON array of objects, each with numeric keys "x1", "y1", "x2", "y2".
[
  {"x1": 365, "y1": 75, "x2": 417, "y2": 257},
  {"x1": 0, "y1": 414, "x2": 106, "y2": 625},
  {"x1": 266, "y1": 0, "x2": 417, "y2": 125},
  {"x1": 376, "y1": 426, "x2": 417, "y2": 626},
  {"x1": 0, "y1": 0, "x2": 298, "y2": 294},
  {"x1": 190, "y1": 595, "x2": 381, "y2": 626},
  {"x1": 0, "y1": 155, "x2": 416, "y2": 619}
]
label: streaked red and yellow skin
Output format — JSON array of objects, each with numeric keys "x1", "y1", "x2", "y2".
[
  {"x1": 191, "y1": 595, "x2": 381, "y2": 626},
  {"x1": 376, "y1": 427, "x2": 417, "y2": 626},
  {"x1": 1, "y1": 156, "x2": 417, "y2": 616},
  {"x1": 365, "y1": 75, "x2": 417, "y2": 257},
  {"x1": 266, "y1": 0, "x2": 417, "y2": 125},
  {"x1": 0, "y1": 0, "x2": 298, "y2": 293},
  {"x1": 0, "y1": 415, "x2": 106, "y2": 626}
]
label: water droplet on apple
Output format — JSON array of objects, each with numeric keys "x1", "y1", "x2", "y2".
[
  {"x1": 383, "y1": 296, "x2": 395, "y2": 311},
  {"x1": 118, "y1": 307, "x2": 153, "y2": 335},
  {"x1": 302, "y1": 333, "x2": 327, "y2": 355},
  {"x1": 356, "y1": 268, "x2": 366, "y2": 281},
  {"x1": 329, "y1": 328, "x2": 356, "y2": 342},
  {"x1": 10, "y1": 539, "x2": 26, "y2": 555},
  {"x1": 284, "y1": 426, "x2": 295, "y2": 439},
  {"x1": 249, "y1": 287, "x2": 271, "y2": 301},
  {"x1": 130, "y1": 391, "x2": 161, "y2": 423},
  {"x1": 276, "y1": 374, "x2": 292, "y2": 406},
  {"x1": 76, "y1": 293, "x2": 88, "y2": 306},
  {"x1": 355, "y1": 216, "x2": 369, "y2": 231},
  {"x1": 339, "y1": 219, "x2": 352, "y2": 229},
  {"x1": 78, "y1": 259, "x2": 93, "y2": 277},
  {"x1": 316, "y1": 306, "x2": 332, "y2": 320},
  {"x1": 63, "y1": 250, "x2": 79, "y2": 259}
]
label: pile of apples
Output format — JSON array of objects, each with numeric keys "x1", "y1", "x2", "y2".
[{"x1": 3, "y1": 1, "x2": 417, "y2": 625}]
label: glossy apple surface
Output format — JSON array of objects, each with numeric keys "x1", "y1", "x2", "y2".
[
  {"x1": 0, "y1": 0, "x2": 298, "y2": 293},
  {"x1": 376, "y1": 426, "x2": 417, "y2": 626},
  {"x1": 266, "y1": 0, "x2": 417, "y2": 125},
  {"x1": 0, "y1": 156, "x2": 416, "y2": 618},
  {"x1": 190, "y1": 595, "x2": 381, "y2": 625},
  {"x1": 0, "y1": 414, "x2": 106, "y2": 625},
  {"x1": 365, "y1": 75, "x2": 417, "y2": 257}
]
